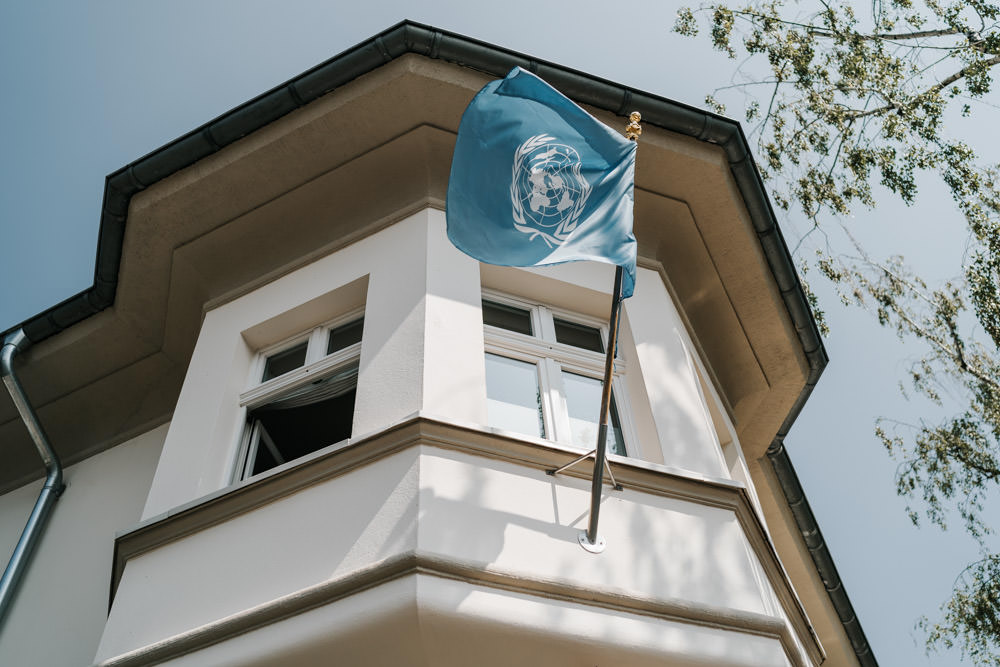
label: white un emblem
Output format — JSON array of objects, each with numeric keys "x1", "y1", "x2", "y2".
[{"x1": 511, "y1": 134, "x2": 591, "y2": 247}]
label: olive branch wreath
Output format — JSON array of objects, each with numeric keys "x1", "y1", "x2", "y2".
[{"x1": 510, "y1": 134, "x2": 591, "y2": 248}]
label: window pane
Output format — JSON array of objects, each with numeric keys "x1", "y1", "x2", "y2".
[
  {"x1": 248, "y1": 363, "x2": 358, "y2": 477},
  {"x1": 553, "y1": 318, "x2": 604, "y2": 353},
  {"x1": 262, "y1": 342, "x2": 308, "y2": 382},
  {"x1": 561, "y1": 371, "x2": 626, "y2": 456},
  {"x1": 483, "y1": 300, "x2": 533, "y2": 336},
  {"x1": 485, "y1": 353, "x2": 544, "y2": 438},
  {"x1": 327, "y1": 317, "x2": 364, "y2": 355}
]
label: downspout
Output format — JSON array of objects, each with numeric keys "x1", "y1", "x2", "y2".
[{"x1": 0, "y1": 329, "x2": 64, "y2": 627}]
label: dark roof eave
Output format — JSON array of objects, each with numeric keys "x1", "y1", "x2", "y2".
[{"x1": 0, "y1": 19, "x2": 873, "y2": 666}]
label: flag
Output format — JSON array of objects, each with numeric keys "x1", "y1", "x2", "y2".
[{"x1": 446, "y1": 67, "x2": 637, "y2": 298}]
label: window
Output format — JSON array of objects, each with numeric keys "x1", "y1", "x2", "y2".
[
  {"x1": 482, "y1": 292, "x2": 629, "y2": 455},
  {"x1": 236, "y1": 311, "x2": 364, "y2": 479}
]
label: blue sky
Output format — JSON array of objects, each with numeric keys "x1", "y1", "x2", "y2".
[{"x1": 1, "y1": 2, "x2": 992, "y2": 664}]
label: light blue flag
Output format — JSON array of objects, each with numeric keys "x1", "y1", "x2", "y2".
[{"x1": 447, "y1": 67, "x2": 637, "y2": 298}]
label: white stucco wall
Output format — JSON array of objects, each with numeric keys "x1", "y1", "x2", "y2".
[
  {"x1": 624, "y1": 266, "x2": 729, "y2": 477},
  {"x1": 94, "y1": 205, "x2": 816, "y2": 666},
  {"x1": 99, "y1": 447, "x2": 422, "y2": 663},
  {"x1": 421, "y1": 212, "x2": 487, "y2": 425},
  {"x1": 142, "y1": 212, "x2": 423, "y2": 519},
  {"x1": 143, "y1": 207, "x2": 734, "y2": 521},
  {"x1": 416, "y1": 446, "x2": 766, "y2": 613},
  {"x1": 0, "y1": 423, "x2": 166, "y2": 667}
]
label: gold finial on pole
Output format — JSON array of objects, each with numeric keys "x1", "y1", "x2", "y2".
[{"x1": 625, "y1": 111, "x2": 642, "y2": 141}]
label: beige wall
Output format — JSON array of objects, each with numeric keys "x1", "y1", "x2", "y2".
[{"x1": 0, "y1": 423, "x2": 166, "y2": 667}]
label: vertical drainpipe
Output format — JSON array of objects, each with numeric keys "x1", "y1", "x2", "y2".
[{"x1": 0, "y1": 329, "x2": 65, "y2": 628}]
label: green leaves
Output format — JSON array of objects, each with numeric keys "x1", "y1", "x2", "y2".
[
  {"x1": 676, "y1": 1, "x2": 1000, "y2": 662},
  {"x1": 674, "y1": 7, "x2": 699, "y2": 36},
  {"x1": 711, "y1": 7, "x2": 737, "y2": 56},
  {"x1": 923, "y1": 556, "x2": 1000, "y2": 663}
]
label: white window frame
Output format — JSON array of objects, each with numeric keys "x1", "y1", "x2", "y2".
[
  {"x1": 482, "y1": 289, "x2": 637, "y2": 455},
  {"x1": 232, "y1": 306, "x2": 365, "y2": 481}
]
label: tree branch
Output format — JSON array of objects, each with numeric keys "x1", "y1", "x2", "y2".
[
  {"x1": 932, "y1": 55, "x2": 1000, "y2": 92},
  {"x1": 845, "y1": 257, "x2": 1000, "y2": 390},
  {"x1": 726, "y1": 8, "x2": 965, "y2": 42},
  {"x1": 883, "y1": 304, "x2": 998, "y2": 391},
  {"x1": 871, "y1": 29, "x2": 964, "y2": 41},
  {"x1": 844, "y1": 54, "x2": 1000, "y2": 119}
]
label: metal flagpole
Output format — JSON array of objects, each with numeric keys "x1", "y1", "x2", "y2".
[
  {"x1": 546, "y1": 112, "x2": 642, "y2": 554},
  {"x1": 578, "y1": 263, "x2": 625, "y2": 552}
]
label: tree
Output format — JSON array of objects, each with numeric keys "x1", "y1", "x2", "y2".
[{"x1": 674, "y1": 1, "x2": 1000, "y2": 663}]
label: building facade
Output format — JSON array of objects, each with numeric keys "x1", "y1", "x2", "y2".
[{"x1": 0, "y1": 22, "x2": 874, "y2": 667}]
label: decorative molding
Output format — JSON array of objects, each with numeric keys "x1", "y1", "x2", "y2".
[{"x1": 100, "y1": 550, "x2": 808, "y2": 667}]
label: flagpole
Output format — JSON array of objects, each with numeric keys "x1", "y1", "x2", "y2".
[
  {"x1": 578, "y1": 112, "x2": 642, "y2": 553},
  {"x1": 577, "y1": 265, "x2": 624, "y2": 552}
]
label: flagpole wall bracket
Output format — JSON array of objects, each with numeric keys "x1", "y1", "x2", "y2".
[
  {"x1": 545, "y1": 451, "x2": 623, "y2": 491},
  {"x1": 578, "y1": 530, "x2": 606, "y2": 554}
]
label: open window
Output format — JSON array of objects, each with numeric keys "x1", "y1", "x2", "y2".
[
  {"x1": 481, "y1": 292, "x2": 630, "y2": 455},
  {"x1": 237, "y1": 312, "x2": 364, "y2": 479}
]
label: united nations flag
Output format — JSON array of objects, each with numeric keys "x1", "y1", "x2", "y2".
[{"x1": 446, "y1": 67, "x2": 637, "y2": 298}]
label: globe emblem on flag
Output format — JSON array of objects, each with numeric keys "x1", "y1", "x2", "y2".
[{"x1": 511, "y1": 134, "x2": 592, "y2": 247}]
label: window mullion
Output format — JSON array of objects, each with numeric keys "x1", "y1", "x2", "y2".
[
  {"x1": 536, "y1": 306, "x2": 557, "y2": 342},
  {"x1": 609, "y1": 375, "x2": 634, "y2": 457},
  {"x1": 543, "y1": 358, "x2": 573, "y2": 444},
  {"x1": 305, "y1": 327, "x2": 326, "y2": 364}
]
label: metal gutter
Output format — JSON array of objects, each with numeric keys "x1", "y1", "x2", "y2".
[
  {"x1": 0, "y1": 329, "x2": 65, "y2": 627},
  {"x1": 0, "y1": 20, "x2": 873, "y2": 665}
]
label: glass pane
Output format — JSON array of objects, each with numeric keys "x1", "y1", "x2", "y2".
[
  {"x1": 249, "y1": 425, "x2": 280, "y2": 476},
  {"x1": 482, "y1": 300, "x2": 533, "y2": 336},
  {"x1": 553, "y1": 318, "x2": 604, "y2": 353},
  {"x1": 261, "y1": 342, "x2": 308, "y2": 382},
  {"x1": 562, "y1": 371, "x2": 626, "y2": 456},
  {"x1": 327, "y1": 317, "x2": 364, "y2": 355},
  {"x1": 484, "y1": 353, "x2": 545, "y2": 438}
]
